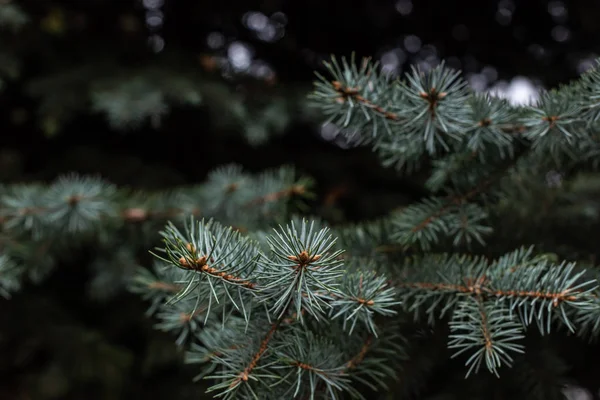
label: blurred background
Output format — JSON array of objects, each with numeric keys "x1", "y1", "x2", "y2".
[{"x1": 2, "y1": 0, "x2": 600, "y2": 398}]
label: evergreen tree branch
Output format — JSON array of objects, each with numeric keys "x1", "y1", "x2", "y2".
[
  {"x1": 227, "y1": 309, "x2": 295, "y2": 398},
  {"x1": 9, "y1": 46, "x2": 600, "y2": 397},
  {"x1": 448, "y1": 296, "x2": 525, "y2": 378}
]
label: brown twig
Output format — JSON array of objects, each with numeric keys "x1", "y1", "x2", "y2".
[
  {"x1": 397, "y1": 275, "x2": 580, "y2": 307},
  {"x1": 331, "y1": 80, "x2": 400, "y2": 121},
  {"x1": 243, "y1": 184, "x2": 307, "y2": 208}
]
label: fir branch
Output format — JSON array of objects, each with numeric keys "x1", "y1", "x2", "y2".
[
  {"x1": 243, "y1": 184, "x2": 308, "y2": 208},
  {"x1": 153, "y1": 218, "x2": 261, "y2": 327},
  {"x1": 329, "y1": 79, "x2": 401, "y2": 122},
  {"x1": 259, "y1": 219, "x2": 345, "y2": 322},
  {"x1": 147, "y1": 280, "x2": 181, "y2": 292},
  {"x1": 0, "y1": 253, "x2": 23, "y2": 298},
  {"x1": 125, "y1": 53, "x2": 600, "y2": 398},
  {"x1": 338, "y1": 322, "x2": 406, "y2": 395},
  {"x1": 310, "y1": 54, "x2": 407, "y2": 146},
  {"x1": 330, "y1": 265, "x2": 400, "y2": 336},
  {"x1": 392, "y1": 145, "x2": 526, "y2": 250},
  {"x1": 298, "y1": 334, "x2": 374, "y2": 400},
  {"x1": 228, "y1": 311, "x2": 288, "y2": 391},
  {"x1": 396, "y1": 247, "x2": 598, "y2": 338},
  {"x1": 449, "y1": 296, "x2": 525, "y2": 378},
  {"x1": 0, "y1": 175, "x2": 306, "y2": 228},
  {"x1": 345, "y1": 335, "x2": 373, "y2": 371}
]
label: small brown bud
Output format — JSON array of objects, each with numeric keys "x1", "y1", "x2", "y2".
[
  {"x1": 291, "y1": 185, "x2": 306, "y2": 195},
  {"x1": 67, "y1": 195, "x2": 82, "y2": 206},
  {"x1": 298, "y1": 250, "x2": 310, "y2": 264},
  {"x1": 196, "y1": 255, "x2": 208, "y2": 266}
]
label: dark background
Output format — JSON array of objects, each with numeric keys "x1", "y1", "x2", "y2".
[
  {"x1": 2, "y1": 0, "x2": 600, "y2": 398},
  {"x1": 5, "y1": 0, "x2": 600, "y2": 190}
]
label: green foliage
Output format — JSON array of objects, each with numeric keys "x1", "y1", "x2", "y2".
[
  {"x1": 0, "y1": 3, "x2": 29, "y2": 32},
  {"x1": 134, "y1": 217, "x2": 403, "y2": 399},
  {"x1": 0, "y1": 164, "x2": 313, "y2": 300},
  {"x1": 0, "y1": 4, "x2": 310, "y2": 143},
  {"x1": 7, "y1": 49, "x2": 600, "y2": 399},
  {"x1": 130, "y1": 54, "x2": 600, "y2": 399},
  {"x1": 24, "y1": 62, "x2": 309, "y2": 142},
  {"x1": 0, "y1": 253, "x2": 23, "y2": 298}
]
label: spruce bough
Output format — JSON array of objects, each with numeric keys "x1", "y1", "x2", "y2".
[
  {"x1": 132, "y1": 56, "x2": 600, "y2": 398},
  {"x1": 4, "y1": 55, "x2": 600, "y2": 399}
]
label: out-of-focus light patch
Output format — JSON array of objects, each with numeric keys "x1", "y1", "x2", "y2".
[
  {"x1": 452, "y1": 24, "x2": 469, "y2": 41},
  {"x1": 482, "y1": 66, "x2": 498, "y2": 82},
  {"x1": 243, "y1": 11, "x2": 285, "y2": 42},
  {"x1": 228, "y1": 42, "x2": 253, "y2": 71},
  {"x1": 468, "y1": 73, "x2": 488, "y2": 92},
  {"x1": 320, "y1": 122, "x2": 338, "y2": 141},
  {"x1": 334, "y1": 135, "x2": 356, "y2": 149},
  {"x1": 142, "y1": 0, "x2": 164, "y2": 46},
  {"x1": 420, "y1": 44, "x2": 437, "y2": 57},
  {"x1": 419, "y1": 44, "x2": 438, "y2": 63},
  {"x1": 404, "y1": 35, "x2": 421, "y2": 53},
  {"x1": 395, "y1": 0, "x2": 413, "y2": 16},
  {"x1": 319, "y1": 122, "x2": 360, "y2": 149},
  {"x1": 545, "y1": 170, "x2": 563, "y2": 188},
  {"x1": 244, "y1": 11, "x2": 269, "y2": 31},
  {"x1": 142, "y1": 0, "x2": 164, "y2": 9},
  {"x1": 498, "y1": 0, "x2": 515, "y2": 11},
  {"x1": 488, "y1": 77, "x2": 540, "y2": 106},
  {"x1": 506, "y1": 78, "x2": 539, "y2": 105},
  {"x1": 145, "y1": 10, "x2": 163, "y2": 29},
  {"x1": 489, "y1": 80, "x2": 509, "y2": 96},
  {"x1": 207, "y1": 32, "x2": 225, "y2": 49},
  {"x1": 415, "y1": 48, "x2": 439, "y2": 73},
  {"x1": 271, "y1": 12, "x2": 288, "y2": 26},
  {"x1": 380, "y1": 48, "x2": 405, "y2": 76},
  {"x1": 416, "y1": 59, "x2": 437, "y2": 73},
  {"x1": 148, "y1": 34, "x2": 165, "y2": 53},
  {"x1": 415, "y1": 61, "x2": 430, "y2": 71},
  {"x1": 249, "y1": 60, "x2": 275, "y2": 80},
  {"x1": 548, "y1": 1, "x2": 567, "y2": 17},
  {"x1": 552, "y1": 25, "x2": 570, "y2": 42},
  {"x1": 576, "y1": 55, "x2": 597, "y2": 74},
  {"x1": 562, "y1": 385, "x2": 592, "y2": 400},
  {"x1": 496, "y1": 8, "x2": 512, "y2": 26},
  {"x1": 257, "y1": 24, "x2": 281, "y2": 42}
]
